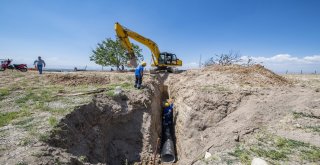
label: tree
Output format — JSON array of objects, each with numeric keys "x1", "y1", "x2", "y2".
[
  {"x1": 242, "y1": 56, "x2": 256, "y2": 67},
  {"x1": 205, "y1": 51, "x2": 242, "y2": 67},
  {"x1": 215, "y1": 51, "x2": 241, "y2": 66},
  {"x1": 204, "y1": 57, "x2": 216, "y2": 67},
  {"x1": 90, "y1": 38, "x2": 143, "y2": 70}
]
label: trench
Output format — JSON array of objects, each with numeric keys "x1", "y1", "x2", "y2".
[
  {"x1": 160, "y1": 85, "x2": 177, "y2": 163},
  {"x1": 47, "y1": 78, "x2": 178, "y2": 164}
]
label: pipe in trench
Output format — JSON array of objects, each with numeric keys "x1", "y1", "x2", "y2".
[
  {"x1": 160, "y1": 84, "x2": 176, "y2": 163},
  {"x1": 161, "y1": 125, "x2": 175, "y2": 163}
]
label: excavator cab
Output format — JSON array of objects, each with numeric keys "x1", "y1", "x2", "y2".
[{"x1": 158, "y1": 52, "x2": 182, "y2": 67}]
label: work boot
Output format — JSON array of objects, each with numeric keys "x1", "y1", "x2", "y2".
[
  {"x1": 137, "y1": 86, "x2": 141, "y2": 89},
  {"x1": 134, "y1": 84, "x2": 137, "y2": 88}
]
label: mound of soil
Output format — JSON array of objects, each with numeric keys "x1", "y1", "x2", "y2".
[
  {"x1": 46, "y1": 73, "x2": 111, "y2": 86},
  {"x1": 204, "y1": 64, "x2": 291, "y2": 86},
  {"x1": 164, "y1": 65, "x2": 319, "y2": 164}
]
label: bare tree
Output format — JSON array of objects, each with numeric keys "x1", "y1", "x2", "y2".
[
  {"x1": 204, "y1": 57, "x2": 216, "y2": 67},
  {"x1": 242, "y1": 56, "x2": 256, "y2": 67},
  {"x1": 215, "y1": 51, "x2": 242, "y2": 66}
]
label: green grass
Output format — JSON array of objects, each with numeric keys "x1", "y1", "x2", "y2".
[
  {"x1": 0, "y1": 129, "x2": 8, "y2": 138},
  {"x1": 79, "y1": 155, "x2": 88, "y2": 163},
  {"x1": 19, "y1": 136, "x2": 32, "y2": 146},
  {"x1": 229, "y1": 133, "x2": 320, "y2": 164},
  {"x1": 16, "y1": 89, "x2": 54, "y2": 104},
  {"x1": 0, "y1": 109, "x2": 34, "y2": 129},
  {"x1": 48, "y1": 116, "x2": 58, "y2": 127},
  {"x1": 13, "y1": 117, "x2": 34, "y2": 126},
  {"x1": 0, "y1": 87, "x2": 10, "y2": 99},
  {"x1": 301, "y1": 148, "x2": 320, "y2": 162},
  {"x1": 229, "y1": 145, "x2": 251, "y2": 164},
  {"x1": 306, "y1": 125, "x2": 320, "y2": 133},
  {"x1": 274, "y1": 136, "x2": 307, "y2": 148},
  {"x1": 0, "y1": 111, "x2": 21, "y2": 127},
  {"x1": 15, "y1": 162, "x2": 28, "y2": 165},
  {"x1": 292, "y1": 112, "x2": 320, "y2": 134},
  {"x1": 12, "y1": 71, "x2": 25, "y2": 78},
  {"x1": 106, "y1": 90, "x2": 115, "y2": 97},
  {"x1": 49, "y1": 108, "x2": 67, "y2": 115},
  {"x1": 293, "y1": 112, "x2": 320, "y2": 119},
  {"x1": 38, "y1": 133, "x2": 49, "y2": 142},
  {"x1": 250, "y1": 147, "x2": 287, "y2": 160},
  {"x1": 108, "y1": 82, "x2": 133, "y2": 90}
]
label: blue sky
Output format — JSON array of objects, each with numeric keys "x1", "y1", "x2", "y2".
[{"x1": 1, "y1": 0, "x2": 320, "y2": 73}]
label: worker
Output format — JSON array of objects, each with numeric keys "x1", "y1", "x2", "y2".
[
  {"x1": 134, "y1": 61, "x2": 146, "y2": 89},
  {"x1": 34, "y1": 56, "x2": 46, "y2": 74},
  {"x1": 163, "y1": 102, "x2": 174, "y2": 126}
]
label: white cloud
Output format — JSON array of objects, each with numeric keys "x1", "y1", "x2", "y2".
[
  {"x1": 303, "y1": 55, "x2": 320, "y2": 63},
  {"x1": 248, "y1": 54, "x2": 320, "y2": 64},
  {"x1": 241, "y1": 54, "x2": 320, "y2": 73},
  {"x1": 247, "y1": 54, "x2": 302, "y2": 63},
  {"x1": 182, "y1": 62, "x2": 198, "y2": 69}
]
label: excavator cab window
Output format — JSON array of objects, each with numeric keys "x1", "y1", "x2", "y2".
[
  {"x1": 159, "y1": 54, "x2": 165, "y2": 64},
  {"x1": 171, "y1": 54, "x2": 177, "y2": 65},
  {"x1": 159, "y1": 52, "x2": 179, "y2": 65},
  {"x1": 165, "y1": 54, "x2": 172, "y2": 64}
]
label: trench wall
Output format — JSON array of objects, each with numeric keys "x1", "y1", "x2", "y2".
[{"x1": 48, "y1": 83, "x2": 163, "y2": 164}]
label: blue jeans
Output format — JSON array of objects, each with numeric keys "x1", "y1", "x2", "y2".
[
  {"x1": 164, "y1": 115, "x2": 172, "y2": 126},
  {"x1": 37, "y1": 65, "x2": 43, "y2": 74},
  {"x1": 135, "y1": 75, "x2": 142, "y2": 88}
]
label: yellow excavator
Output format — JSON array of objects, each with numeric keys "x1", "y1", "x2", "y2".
[{"x1": 114, "y1": 22, "x2": 182, "y2": 72}]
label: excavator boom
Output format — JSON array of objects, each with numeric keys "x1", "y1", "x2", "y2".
[{"x1": 115, "y1": 22, "x2": 182, "y2": 70}]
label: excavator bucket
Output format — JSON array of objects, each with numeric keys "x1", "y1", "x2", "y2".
[
  {"x1": 126, "y1": 52, "x2": 138, "y2": 68},
  {"x1": 127, "y1": 58, "x2": 138, "y2": 68}
]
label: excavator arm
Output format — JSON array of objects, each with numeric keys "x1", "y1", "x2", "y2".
[{"x1": 115, "y1": 22, "x2": 161, "y2": 67}]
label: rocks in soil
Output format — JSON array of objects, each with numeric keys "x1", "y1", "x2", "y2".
[{"x1": 251, "y1": 157, "x2": 268, "y2": 165}]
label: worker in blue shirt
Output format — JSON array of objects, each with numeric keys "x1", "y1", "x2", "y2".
[
  {"x1": 163, "y1": 102, "x2": 174, "y2": 126},
  {"x1": 33, "y1": 56, "x2": 46, "y2": 74},
  {"x1": 134, "y1": 61, "x2": 146, "y2": 89}
]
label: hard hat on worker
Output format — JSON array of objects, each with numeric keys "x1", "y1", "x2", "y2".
[
  {"x1": 141, "y1": 61, "x2": 147, "y2": 67},
  {"x1": 164, "y1": 102, "x2": 170, "y2": 107}
]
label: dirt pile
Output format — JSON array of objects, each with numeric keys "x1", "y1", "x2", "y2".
[
  {"x1": 44, "y1": 72, "x2": 133, "y2": 86},
  {"x1": 46, "y1": 80, "x2": 163, "y2": 164},
  {"x1": 166, "y1": 74, "x2": 254, "y2": 164},
  {"x1": 204, "y1": 64, "x2": 291, "y2": 86},
  {"x1": 46, "y1": 73, "x2": 110, "y2": 86},
  {"x1": 164, "y1": 65, "x2": 319, "y2": 164}
]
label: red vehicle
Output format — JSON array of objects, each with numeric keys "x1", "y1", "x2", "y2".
[{"x1": 0, "y1": 59, "x2": 28, "y2": 72}]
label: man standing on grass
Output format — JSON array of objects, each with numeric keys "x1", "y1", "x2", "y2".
[
  {"x1": 134, "y1": 61, "x2": 146, "y2": 89},
  {"x1": 34, "y1": 56, "x2": 46, "y2": 74}
]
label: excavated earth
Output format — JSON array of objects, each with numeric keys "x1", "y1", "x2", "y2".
[
  {"x1": 15, "y1": 64, "x2": 319, "y2": 165},
  {"x1": 40, "y1": 77, "x2": 165, "y2": 165},
  {"x1": 166, "y1": 65, "x2": 320, "y2": 165}
]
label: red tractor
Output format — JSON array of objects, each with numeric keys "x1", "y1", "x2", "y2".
[{"x1": 0, "y1": 59, "x2": 28, "y2": 72}]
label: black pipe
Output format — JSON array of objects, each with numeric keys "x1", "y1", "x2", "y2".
[{"x1": 161, "y1": 126, "x2": 175, "y2": 162}]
